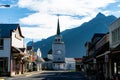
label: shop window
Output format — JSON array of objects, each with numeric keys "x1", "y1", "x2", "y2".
[
  {"x1": 58, "y1": 39, "x2": 60, "y2": 42},
  {"x1": 0, "y1": 60, "x2": 4, "y2": 72},
  {"x1": 0, "y1": 57, "x2": 8, "y2": 72},
  {"x1": 0, "y1": 39, "x2": 3, "y2": 50},
  {"x1": 118, "y1": 27, "x2": 120, "y2": 40}
]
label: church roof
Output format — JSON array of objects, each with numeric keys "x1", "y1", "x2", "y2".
[{"x1": 48, "y1": 49, "x2": 52, "y2": 54}]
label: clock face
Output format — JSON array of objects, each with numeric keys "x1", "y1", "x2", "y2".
[{"x1": 56, "y1": 50, "x2": 62, "y2": 54}]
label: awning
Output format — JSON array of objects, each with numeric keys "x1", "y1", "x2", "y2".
[
  {"x1": 96, "y1": 51, "x2": 110, "y2": 58},
  {"x1": 11, "y1": 46, "x2": 25, "y2": 58},
  {"x1": 84, "y1": 58, "x2": 94, "y2": 63}
]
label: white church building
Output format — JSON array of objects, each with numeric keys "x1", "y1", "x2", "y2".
[
  {"x1": 44, "y1": 16, "x2": 75, "y2": 71},
  {"x1": 52, "y1": 16, "x2": 65, "y2": 70}
]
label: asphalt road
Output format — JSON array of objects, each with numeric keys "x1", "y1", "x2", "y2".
[{"x1": 5, "y1": 71, "x2": 88, "y2": 80}]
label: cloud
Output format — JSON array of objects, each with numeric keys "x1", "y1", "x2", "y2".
[
  {"x1": 17, "y1": 0, "x2": 117, "y2": 41},
  {"x1": 18, "y1": 0, "x2": 116, "y2": 15},
  {"x1": 21, "y1": 26, "x2": 55, "y2": 39}
]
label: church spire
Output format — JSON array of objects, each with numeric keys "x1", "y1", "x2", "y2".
[{"x1": 57, "y1": 15, "x2": 60, "y2": 35}]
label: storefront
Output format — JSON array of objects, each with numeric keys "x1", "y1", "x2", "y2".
[
  {"x1": 11, "y1": 46, "x2": 26, "y2": 76},
  {"x1": 109, "y1": 46, "x2": 120, "y2": 79}
]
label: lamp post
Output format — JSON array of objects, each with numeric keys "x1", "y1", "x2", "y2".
[{"x1": 0, "y1": 4, "x2": 10, "y2": 7}]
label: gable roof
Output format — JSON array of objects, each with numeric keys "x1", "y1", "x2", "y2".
[{"x1": 0, "y1": 24, "x2": 24, "y2": 38}]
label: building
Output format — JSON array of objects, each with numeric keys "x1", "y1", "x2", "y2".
[
  {"x1": 83, "y1": 33, "x2": 112, "y2": 79},
  {"x1": 52, "y1": 16, "x2": 65, "y2": 70},
  {"x1": 110, "y1": 18, "x2": 120, "y2": 49},
  {"x1": 83, "y1": 32, "x2": 119, "y2": 79},
  {"x1": 95, "y1": 33, "x2": 109, "y2": 79},
  {"x1": 26, "y1": 46, "x2": 34, "y2": 72},
  {"x1": 65, "y1": 58, "x2": 75, "y2": 70},
  {"x1": 0, "y1": 24, "x2": 26, "y2": 76},
  {"x1": 44, "y1": 16, "x2": 75, "y2": 71},
  {"x1": 83, "y1": 33, "x2": 106, "y2": 72},
  {"x1": 109, "y1": 18, "x2": 120, "y2": 79},
  {"x1": 35, "y1": 48, "x2": 45, "y2": 71},
  {"x1": 26, "y1": 45, "x2": 44, "y2": 71},
  {"x1": 74, "y1": 58, "x2": 83, "y2": 71}
]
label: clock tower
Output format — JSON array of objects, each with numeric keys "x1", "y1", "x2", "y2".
[{"x1": 52, "y1": 16, "x2": 65, "y2": 70}]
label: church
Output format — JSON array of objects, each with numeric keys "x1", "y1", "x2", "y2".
[
  {"x1": 44, "y1": 16, "x2": 75, "y2": 71},
  {"x1": 52, "y1": 16, "x2": 65, "y2": 70}
]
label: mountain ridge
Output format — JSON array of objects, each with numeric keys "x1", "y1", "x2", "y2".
[{"x1": 27, "y1": 13, "x2": 117, "y2": 58}]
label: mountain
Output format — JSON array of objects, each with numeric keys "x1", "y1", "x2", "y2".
[{"x1": 27, "y1": 12, "x2": 117, "y2": 58}]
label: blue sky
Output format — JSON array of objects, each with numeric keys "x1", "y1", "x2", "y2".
[{"x1": 0, "y1": 0, "x2": 120, "y2": 43}]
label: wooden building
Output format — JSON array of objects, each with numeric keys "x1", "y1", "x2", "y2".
[{"x1": 0, "y1": 24, "x2": 27, "y2": 76}]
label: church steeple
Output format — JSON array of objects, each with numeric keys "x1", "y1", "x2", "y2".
[
  {"x1": 57, "y1": 16, "x2": 60, "y2": 35},
  {"x1": 52, "y1": 15, "x2": 65, "y2": 70},
  {"x1": 54, "y1": 15, "x2": 63, "y2": 43}
]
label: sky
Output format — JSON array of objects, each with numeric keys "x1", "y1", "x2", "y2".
[{"x1": 0, "y1": 0, "x2": 120, "y2": 43}]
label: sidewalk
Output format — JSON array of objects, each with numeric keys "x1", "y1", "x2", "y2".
[
  {"x1": 80, "y1": 71, "x2": 96, "y2": 80},
  {"x1": 14, "y1": 70, "x2": 43, "y2": 77},
  {"x1": 80, "y1": 71, "x2": 88, "y2": 78},
  {"x1": 0, "y1": 71, "x2": 44, "y2": 80}
]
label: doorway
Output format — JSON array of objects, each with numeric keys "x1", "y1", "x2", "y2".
[{"x1": 0, "y1": 60, "x2": 4, "y2": 72}]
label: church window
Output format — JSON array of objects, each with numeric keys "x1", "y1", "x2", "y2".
[
  {"x1": 58, "y1": 39, "x2": 60, "y2": 42},
  {"x1": 55, "y1": 39, "x2": 57, "y2": 42}
]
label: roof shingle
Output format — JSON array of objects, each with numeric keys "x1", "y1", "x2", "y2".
[{"x1": 0, "y1": 24, "x2": 23, "y2": 38}]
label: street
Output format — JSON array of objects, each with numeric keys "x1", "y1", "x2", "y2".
[{"x1": 5, "y1": 71, "x2": 88, "y2": 80}]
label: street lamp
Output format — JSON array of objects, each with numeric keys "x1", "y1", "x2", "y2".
[{"x1": 0, "y1": 4, "x2": 10, "y2": 7}]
